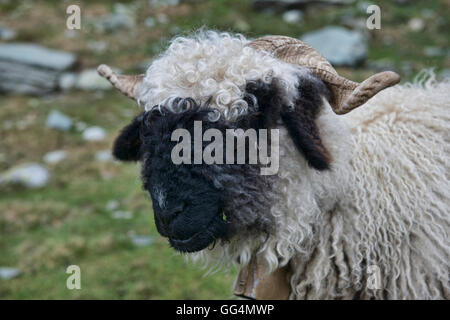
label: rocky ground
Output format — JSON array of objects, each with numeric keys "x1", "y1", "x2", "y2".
[{"x1": 0, "y1": 0, "x2": 449, "y2": 299}]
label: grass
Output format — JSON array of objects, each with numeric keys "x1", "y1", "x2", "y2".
[{"x1": 0, "y1": 0, "x2": 448, "y2": 299}]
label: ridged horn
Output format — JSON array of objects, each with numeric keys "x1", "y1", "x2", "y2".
[
  {"x1": 97, "y1": 64, "x2": 144, "y2": 100},
  {"x1": 247, "y1": 36, "x2": 400, "y2": 114}
]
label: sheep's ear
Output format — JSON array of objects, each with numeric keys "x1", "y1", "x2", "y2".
[
  {"x1": 244, "y1": 75, "x2": 332, "y2": 171},
  {"x1": 281, "y1": 108, "x2": 331, "y2": 170},
  {"x1": 112, "y1": 113, "x2": 144, "y2": 161},
  {"x1": 281, "y1": 74, "x2": 332, "y2": 171}
]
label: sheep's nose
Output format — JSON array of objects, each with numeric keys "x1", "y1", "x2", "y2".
[{"x1": 158, "y1": 203, "x2": 185, "y2": 225}]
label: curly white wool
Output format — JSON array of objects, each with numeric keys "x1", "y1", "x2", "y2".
[{"x1": 137, "y1": 31, "x2": 306, "y2": 120}]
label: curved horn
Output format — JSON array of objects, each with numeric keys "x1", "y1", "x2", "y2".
[
  {"x1": 247, "y1": 36, "x2": 400, "y2": 114},
  {"x1": 97, "y1": 64, "x2": 144, "y2": 100}
]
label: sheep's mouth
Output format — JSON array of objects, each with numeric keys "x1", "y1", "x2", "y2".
[{"x1": 168, "y1": 212, "x2": 227, "y2": 253}]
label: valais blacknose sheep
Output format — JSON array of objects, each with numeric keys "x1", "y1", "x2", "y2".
[{"x1": 98, "y1": 31, "x2": 450, "y2": 299}]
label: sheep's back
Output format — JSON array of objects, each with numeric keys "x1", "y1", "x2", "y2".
[{"x1": 340, "y1": 75, "x2": 450, "y2": 299}]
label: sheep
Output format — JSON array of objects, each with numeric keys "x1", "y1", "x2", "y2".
[{"x1": 98, "y1": 31, "x2": 450, "y2": 299}]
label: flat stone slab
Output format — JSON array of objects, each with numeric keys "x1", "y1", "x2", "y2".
[{"x1": 0, "y1": 43, "x2": 76, "y2": 71}]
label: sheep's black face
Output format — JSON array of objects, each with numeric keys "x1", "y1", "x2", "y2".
[
  {"x1": 141, "y1": 109, "x2": 227, "y2": 252},
  {"x1": 111, "y1": 75, "x2": 332, "y2": 253},
  {"x1": 112, "y1": 104, "x2": 276, "y2": 252},
  {"x1": 147, "y1": 157, "x2": 225, "y2": 252}
]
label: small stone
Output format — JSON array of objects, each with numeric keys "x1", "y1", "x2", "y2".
[
  {"x1": 76, "y1": 69, "x2": 112, "y2": 91},
  {"x1": 424, "y1": 46, "x2": 444, "y2": 57},
  {"x1": 82, "y1": 126, "x2": 107, "y2": 141},
  {"x1": 112, "y1": 210, "x2": 133, "y2": 219},
  {"x1": 144, "y1": 17, "x2": 156, "y2": 28},
  {"x1": 95, "y1": 150, "x2": 114, "y2": 162},
  {"x1": 58, "y1": 72, "x2": 78, "y2": 90},
  {"x1": 106, "y1": 200, "x2": 120, "y2": 211},
  {"x1": 130, "y1": 235, "x2": 153, "y2": 247},
  {"x1": 46, "y1": 110, "x2": 73, "y2": 131},
  {"x1": 149, "y1": 0, "x2": 179, "y2": 8},
  {"x1": 0, "y1": 267, "x2": 21, "y2": 280},
  {"x1": 408, "y1": 18, "x2": 425, "y2": 32},
  {"x1": 0, "y1": 163, "x2": 50, "y2": 188},
  {"x1": 421, "y1": 9, "x2": 435, "y2": 19},
  {"x1": 43, "y1": 150, "x2": 67, "y2": 164},
  {"x1": 0, "y1": 26, "x2": 16, "y2": 40},
  {"x1": 87, "y1": 41, "x2": 107, "y2": 53},
  {"x1": 156, "y1": 13, "x2": 168, "y2": 24},
  {"x1": 75, "y1": 121, "x2": 87, "y2": 132},
  {"x1": 91, "y1": 3, "x2": 136, "y2": 33},
  {"x1": 439, "y1": 69, "x2": 450, "y2": 79},
  {"x1": 282, "y1": 10, "x2": 303, "y2": 24}
]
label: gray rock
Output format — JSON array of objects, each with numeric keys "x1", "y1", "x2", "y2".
[
  {"x1": 0, "y1": 43, "x2": 76, "y2": 71},
  {"x1": 301, "y1": 26, "x2": 367, "y2": 67},
  {"x1": 340, "y1": 14, "x2": 367, "y2": 31},
  {"x1": 0, "y1": 267, "x2": 21, "y2": 280},
  {"x1": 76, "y1": 69, "x2": 112, "y2": 91},
  {"x1": 439, "y1": 69, "x2": 450, "y2": 79},
  {"x1": 87, "y1": 40, "x2": 107, "y2": 53},
  {"x1": 424, "y1": 46, "x2": 446, "y2": 57},
  {"x1": 75, "y1": 121, "x2": 87, "y2": 132},
  {"x1": 106, "y1": 200, "x2": 120, "y2": 211},
  {"x1": 46, "y1": 110, "x2": 73, "y2": 131},
  {"x1": 156, "y1": 13, "x2": 169, "y2": 24},
  {"x1": 0, "y1": 163, "x2": 50, "y2": 188},
  {"x1": 282, "y1": 10, "x2": 303, "y2": 24},
  {"x1": 149, "y1": 0, "x2": 179, "y2": 8},
  {"x1": 82, "y1": 126, "x2": 107, "y2": 141},
  {"x1": 0, "y1": 43, "x2": 76, "y2": 95},
  {"x1": 130, "y1": 235, "x2": 153, "y2": 247},
  {"x1": 357, "y1": 1, "x2": 372, "y2": 13},
  {"x1": 144, "y1": 17, "x2": 156, "y2": 28},
  {"x1": 43, "y1": 150, "x2": 67, "y2": 164},
  {"x1": 58, "y1": 72, "x2": 78, "y2": 91},
  {"x1": 95, "y1": 150, "x2": 114, "y2": 162},
  {"x1": 112, "y1": 210, "x2": 133, "y2": 219},
  {"x1": 408, "y1": 18, "x2": 425, "y2": 31},
  {"x1": 421, "y1": 9, "x2": 435, "y2": 19},
  {"x1": 91, "y1": 4, "x2": 135, "y2": 33},
  {"x1": 0, "y1": 26, "x2": 16, "y2": 40}
]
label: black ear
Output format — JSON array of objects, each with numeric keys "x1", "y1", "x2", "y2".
[
  {"x1": 112, "y1": 113, "x2": 144, "y2": 161},
  {"x1": 244, "y1": 74, "x2": 332, "y2": 171},
  {"x1": 281, "y1": 74, "x2": 332, "y2": 170},
  {"x1": 281, "y1": 107, "x2": 331, "y2": 170}
]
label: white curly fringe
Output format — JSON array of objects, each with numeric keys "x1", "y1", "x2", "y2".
[{"x1": 137, "y1": 30, "x2": 307, "y2": 121}]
